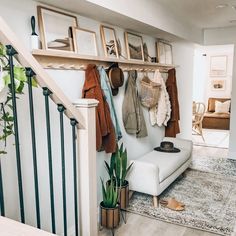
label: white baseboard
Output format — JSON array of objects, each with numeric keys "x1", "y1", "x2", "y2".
[{"x1": 228, "y1": 151, "x2": 236, "y2": 160}]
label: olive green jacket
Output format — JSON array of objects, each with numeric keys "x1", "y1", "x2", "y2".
[{"x1": 122, "y1": 71, "x2": 147, "y2": 138}]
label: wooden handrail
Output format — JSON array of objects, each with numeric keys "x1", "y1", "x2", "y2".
[
  {"x1": 0, "y1": 16, "x2": 85, "y2": 128},
  {"x1": 0, "y1": 216, "x2": 56, "y2": 236}
]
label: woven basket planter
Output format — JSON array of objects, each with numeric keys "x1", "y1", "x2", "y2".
[{"x1": 100, "y1": 202, "x2": 120, "y2": 229}]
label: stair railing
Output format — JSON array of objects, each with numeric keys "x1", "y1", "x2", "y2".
[{"x1": 0, "y1": 16, "x2": 98, "y2": 236}]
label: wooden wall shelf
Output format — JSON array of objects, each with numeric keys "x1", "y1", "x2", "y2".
[{"x1": 32, "y1": 49, "x2": 177, "y2": 72}]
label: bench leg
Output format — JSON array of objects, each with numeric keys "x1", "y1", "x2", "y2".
[
  {"x1": 129, "y1": 190, "x2": 134, "y2": 200},
  {"x1": 153, "y1": 196, "x2": 159, "y2": 208}
]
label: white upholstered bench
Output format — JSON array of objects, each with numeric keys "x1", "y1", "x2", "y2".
[{"x1": 127, "y1": 137, "x2": 193, "y2": 207}]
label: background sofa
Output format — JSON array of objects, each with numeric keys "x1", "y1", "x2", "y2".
[{"x1": 202, "y1": 97, "x2": 231, "y2": 130}]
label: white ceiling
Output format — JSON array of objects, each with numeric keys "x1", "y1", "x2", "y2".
[{"x1": 158, "y1": 0, "x2": 236, "y2": 29}]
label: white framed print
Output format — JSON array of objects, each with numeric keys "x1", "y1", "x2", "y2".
[
  {"x1": 125, "y1": 32, "x2": 144, "y2": 61},
  {"x1": 100, "y1": 25, "x2": 119, "y2": 59},
  {"x1": 211, "y1": 80, "x2": 226, "y2": 91},
  {"x1": 210, "y1": 55, "x2": 227, "y2": 77},
  {"x1": 37, "y1": 5, "x2": 78, "y2": 51},
  {"x1": 72, "y1": 27, "x2": 98, "y2": 56},
  {"x1": 156, "y1": 41, "x2": 173, "y2": 65}
]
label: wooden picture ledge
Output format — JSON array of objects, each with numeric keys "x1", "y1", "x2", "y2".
[{"x1": 32, "y1": 49, "x2": 177, "y2": 72}]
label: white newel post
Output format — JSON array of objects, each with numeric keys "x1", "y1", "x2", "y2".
[{"x1": 73, "y1": 99, "x2": 99, "y2": 236}]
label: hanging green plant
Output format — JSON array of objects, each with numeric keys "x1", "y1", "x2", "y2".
[{"x1": 0, "y1": 44, "x2": 37, "y2": 154}]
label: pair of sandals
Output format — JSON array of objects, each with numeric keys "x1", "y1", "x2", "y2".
[{"x1": 160, "y1": 198, "x2": 185, "y2": 211}]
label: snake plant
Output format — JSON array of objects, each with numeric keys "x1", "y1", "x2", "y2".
[
  {"x1": 101, "y1": 178, "x2": 119, "y2": 208},
  {"x1": 105, "y1": 143, "x2": 133, "y2": 186}
]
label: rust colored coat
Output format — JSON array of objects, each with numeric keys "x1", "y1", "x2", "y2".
[
  {"x1": 82, "y1": 64, "x2": 116, "y2": 153},
  {"x1": 165, "y1": 69, "x2": 180, "y2": 137}
]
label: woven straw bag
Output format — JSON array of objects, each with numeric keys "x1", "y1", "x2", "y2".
[{"x1": 140, "y1": 76, "x2": 161, "y2": 108}]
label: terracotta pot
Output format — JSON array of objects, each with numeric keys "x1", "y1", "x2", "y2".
[
  {"x1": 119, "y1": 180, "x2": 129, "y2": 210},
  {"x1": 100, "y1": 202, "x2": 120, "y2": 229}
]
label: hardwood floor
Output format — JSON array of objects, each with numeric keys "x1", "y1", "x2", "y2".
[{"x1": 99, "y1": 213, "x2": 218, "y2": 236}]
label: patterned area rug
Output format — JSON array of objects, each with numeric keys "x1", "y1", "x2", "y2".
[{"x1": 128, "y1": 158, "x2": 236, "y2": 235}]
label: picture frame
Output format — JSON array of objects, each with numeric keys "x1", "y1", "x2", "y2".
[
  {"x1": 37, "y1": 6, "x2": 78, "y2": 51},
  {"x1": 211, "y1": 80, "x2": 226, "y2": 91},
  {"x1": 100, "y1": 25, "x2": 119, "y2": 59},
  {"x1": 72, "y1": 27, "x2": 98, "y2": 56},
  {"x1": 125, "y1": 32, "x2": 144, "y2": 61},
  {"x1": 156, "y1": 41, "x2": 173, "y2": 65},
  {"x1": 210, "y1": 55, "x2": 227, "y2": 77}
]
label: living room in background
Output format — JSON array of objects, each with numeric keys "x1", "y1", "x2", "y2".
[{"x1": 192, "y1": 44, "x2": 234, "y2": 148}]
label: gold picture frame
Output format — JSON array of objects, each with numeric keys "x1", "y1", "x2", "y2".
[
  {"x1": 156, "y1": 41, "x2": 173, "y2": 65},
  {"x1": 100, "y1": 25, "x2": 119, "y2": 59},
  {"x1": 125, "y1": 32, "x2": 144, "y2": 61},
  {"x1": 37, "y1": 6, "x2": 78, "y2": 51},
  {"x1": 72, "y1": 27, "x2": 98, "y2": 56}
]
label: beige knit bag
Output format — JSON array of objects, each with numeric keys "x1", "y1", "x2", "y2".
[{"x1": 140, "y1": 76, "x2": 161, "y2": 108}]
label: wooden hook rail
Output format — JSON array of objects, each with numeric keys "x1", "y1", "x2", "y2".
[{"x1": 32, "y1": 49, "x2": 177, "y2": 73}]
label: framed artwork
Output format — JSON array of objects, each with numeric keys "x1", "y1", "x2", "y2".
[
  {"x1": 125, "y1": 32, "x2": 144, "y2": 61},
  {"x1": 37, "y1": 6, "x2": 78, "y2": 51},
  {"x1": 156, "y1": 41, "x2": 173, "y2": 64},
  {"x1": 72, "y1": 27, "x2": 98, "y2": 56},
  {"x1": 210, "y1": 55, "x2": 227, "y2": 77},
  {"x1": 211, "y1": 80, "x2": 226, "y2": 91},
  {"x1": 100, "y1": 25, "x2": 119, "y2": 58}
]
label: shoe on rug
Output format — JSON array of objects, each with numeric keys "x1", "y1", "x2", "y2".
[{"x1": 160, "y1": 198, "x2": 185, "y2": 211}]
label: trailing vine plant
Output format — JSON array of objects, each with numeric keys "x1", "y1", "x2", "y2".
[{"x1": 0, "y1": 44, "x2": 37, "y2": 154}]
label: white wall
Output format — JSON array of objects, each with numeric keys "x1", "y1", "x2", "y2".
[
  {"x1": 229, "y1": 46, "x2": 236, "y2": 160},
  {"x1": 0, "y1": 0, "x2": 195, "y2": 234},
  {"x1": 204, "y1": 26, "x2": 236, "y2": 46},
  {"x1": 192, "y1": 46, "x2": 207, "y2": 102},
  {"x1": 172, "y1": 41, "x2": 195, "y2": 140},
  {"x1": 193, "y1": 45, "x2": 234, "y2": 105},
  {"x1": 86, "y1": 0, "x2": 203, "y2": 43}
]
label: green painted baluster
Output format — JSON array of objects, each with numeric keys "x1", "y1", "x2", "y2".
[
  {"x1": 43, "y1": 87, "x2": 56, "y2": 234},
  {"x1": 70, "y1": 119, "x2": 78, "y2": 236},
  {"x1": 0, "y1": 159, "x2": 5, "y2": 216},
  {"x1": 6, "y1": 45, "x2": 25, "y2": 223},
  {"x1": 58, "y1": 104, "x2": 67, "y2": 236},
  {"x1": 25, "y1": 68, "x2": 41, "y2": 229}
]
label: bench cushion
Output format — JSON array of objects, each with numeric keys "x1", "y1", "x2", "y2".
[{"x1": 139, "y1": 149, "x2": 190, "y2": 182}]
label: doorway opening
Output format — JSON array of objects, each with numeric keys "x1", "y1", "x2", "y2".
[{"x1": 192, "y1": 44, "x2": 234, "y2": 149}]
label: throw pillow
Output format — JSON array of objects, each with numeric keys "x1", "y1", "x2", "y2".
[{"x1": 215, "y1": 100, "x2": 231, "y2": 113}]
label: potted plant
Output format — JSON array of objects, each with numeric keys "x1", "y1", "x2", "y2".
[
  {"x1": 100, "y1": 178, "x2": 120, "y2": 230},
  {"x1": 105, "y1": 143, "x2": 133, "y2": 210},
  {"x1": 0, "y1": 44, "x2": 37, "y2": 154}
]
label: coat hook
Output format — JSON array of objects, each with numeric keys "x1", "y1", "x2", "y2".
[
  {"x1": 58, "y1": 64, "x2": 65, "y2": 69},
  {"x1": 70, "y1": 64, "x2": 76, "y2": 69}
]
